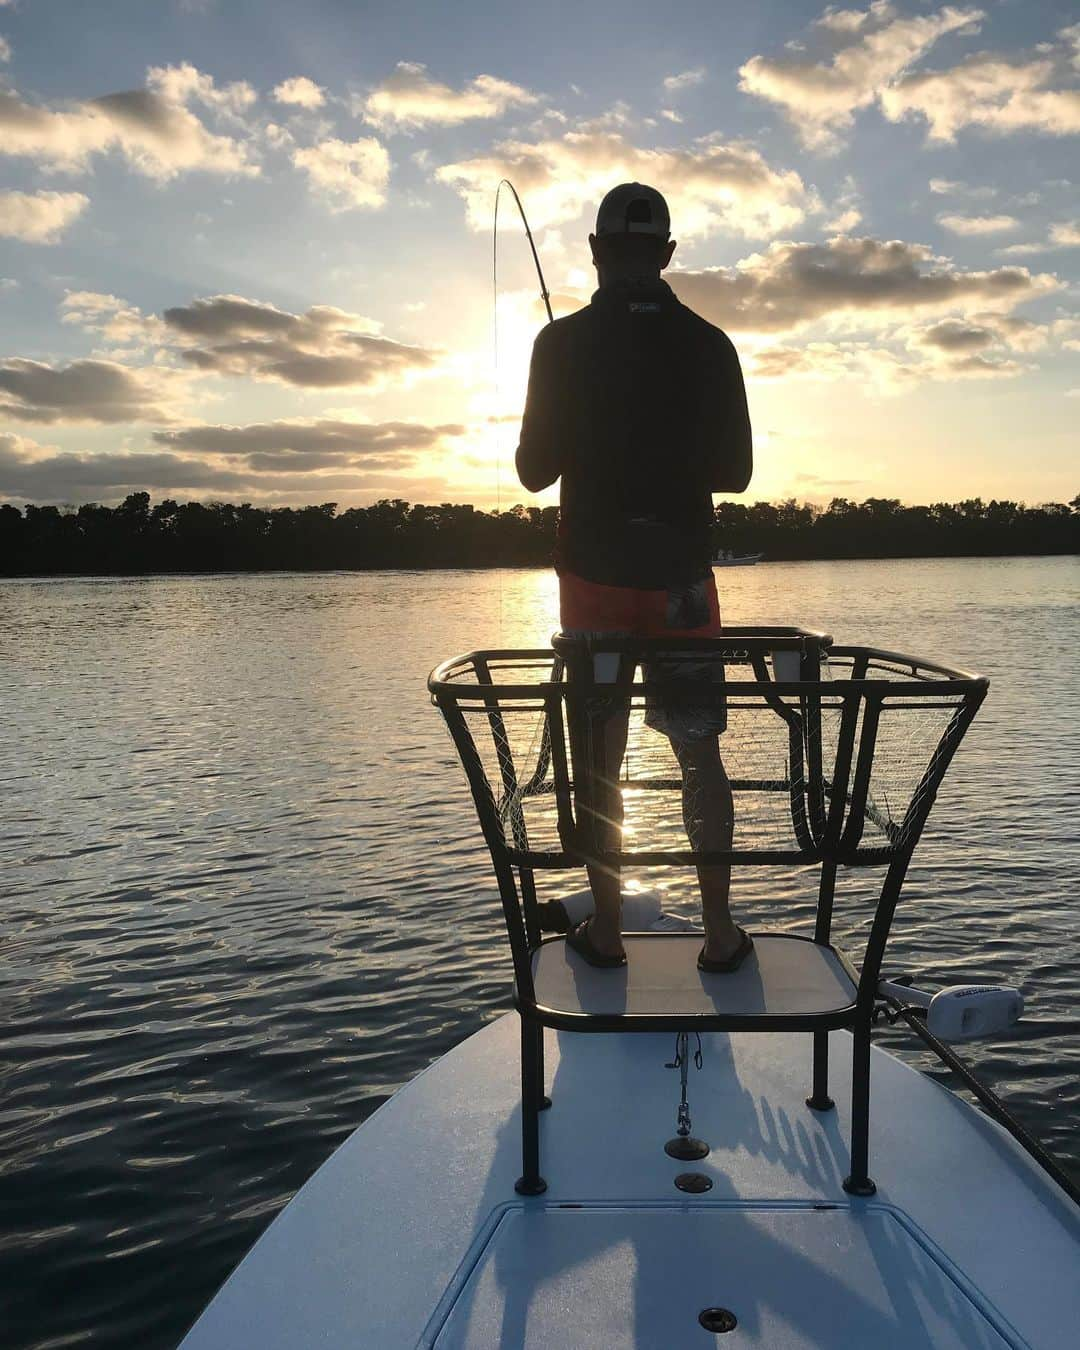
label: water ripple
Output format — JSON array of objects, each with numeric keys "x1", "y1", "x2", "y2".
[{"x1": 0, "y1": 558, "x2": 1077, "y2": 1350}]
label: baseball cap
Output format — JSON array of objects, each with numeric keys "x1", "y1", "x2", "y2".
[{"x1": 594, "y1": 183, "x2": 670, "y2": 240}]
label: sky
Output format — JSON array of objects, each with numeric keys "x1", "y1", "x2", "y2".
[{"x1": 0, "y1": 0, "x2": 1077, "y2": 511}]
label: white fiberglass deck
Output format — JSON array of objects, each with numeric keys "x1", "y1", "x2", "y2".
[
  {"x1": 533, "y1": 932, "x2": 856, "y2": 1018},
  {"x1": 181, "y1": 1016, "x2": 1080, "y2": 1349},
  {"x1": 435, "y1": 1208, "x2": 1012, "y2": 1349}
]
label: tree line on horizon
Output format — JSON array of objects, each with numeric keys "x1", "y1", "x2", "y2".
[{"x1": 0, "y1": 491, "x2": 1077, "y2": 576}]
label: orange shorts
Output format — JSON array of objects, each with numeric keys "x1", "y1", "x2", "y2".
[
  {"x1": 558, "y1": 571, "x2": 722, "y2": 636},
  {"x1": 558, "y1": 570, "x2": 726, "y2": 740}
]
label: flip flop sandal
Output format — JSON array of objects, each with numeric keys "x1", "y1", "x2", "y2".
[
  {"x1": 697, "y1": 927, "x2": 754, "y2": 974},
  {"x1": 566, "y1": 919, "x2": 627, "y2": 969}
]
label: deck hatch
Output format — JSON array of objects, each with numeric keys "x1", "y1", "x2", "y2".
[{"x1": 432, "y1": 1205, "x2": 1017, "y2": 1349}]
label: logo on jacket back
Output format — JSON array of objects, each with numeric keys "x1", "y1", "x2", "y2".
[{"x1": 628, "y1": 301, "x2": 661, "y2": 313}]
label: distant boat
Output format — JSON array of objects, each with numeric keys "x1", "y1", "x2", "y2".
[{"x1": 712, "y1": 550, "x2": 763, "y2": 566}]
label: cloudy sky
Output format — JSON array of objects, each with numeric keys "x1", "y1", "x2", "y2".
[{"x1": 0, "y1": 0, "x2": 1076, "y2": 509}]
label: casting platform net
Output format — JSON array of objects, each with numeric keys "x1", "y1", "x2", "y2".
[{"x1": 429, "y1": 635, "x2": 986, "y2": 867}]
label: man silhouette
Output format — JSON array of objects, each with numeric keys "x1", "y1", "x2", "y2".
[{"x1": 516, "y1": 182, "x2": 753, "y2": 970}]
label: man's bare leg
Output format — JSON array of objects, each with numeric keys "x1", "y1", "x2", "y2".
[
  {"x1": 672, "y1": 737, "x2": 742, "y2": 962},
  {"x1": 581, "y1": 706, "x2": 631, "y2": 958}
]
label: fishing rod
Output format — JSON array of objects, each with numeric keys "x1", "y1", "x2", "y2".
[{"x1": 493, "y1": 179, "x2": 553, "y2": 325}]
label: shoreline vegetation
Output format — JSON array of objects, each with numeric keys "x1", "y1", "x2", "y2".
[{"x1": 1, "y1": 492, "x2": 1077, "y2": 576}]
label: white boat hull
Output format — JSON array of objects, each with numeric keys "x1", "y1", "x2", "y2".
[{"x1": 181, "y1": 1015, "x2": 1080, "y2": 1348}]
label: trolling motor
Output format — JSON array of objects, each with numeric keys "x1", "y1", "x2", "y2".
[
  {"x1": 876, "y1": 979, "x2": 1080, "y2": 1206},
  {"x1": 878, "y1": 979, "x2": 1023, "y2": 1041}
]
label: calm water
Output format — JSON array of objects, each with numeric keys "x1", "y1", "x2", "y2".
[{"x1": 1, "y1": 557, "x2": 1077, "y2": 1349}]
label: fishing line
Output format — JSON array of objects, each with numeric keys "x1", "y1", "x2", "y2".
[{"x1": 492, "y1": 179, "x2": 553, "y2": 643}]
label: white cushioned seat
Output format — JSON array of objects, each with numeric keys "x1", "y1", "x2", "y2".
[{"x1": 531, "y1": 933, "x2": 857, "y2": 1019}]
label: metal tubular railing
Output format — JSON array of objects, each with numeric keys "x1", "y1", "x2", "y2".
[
  {"x1": 431, "y1": 639, "x2": 986, "y2": 866},
  {"x1": 429, "y1": 630, "x2": 989, "y2": 1195}
]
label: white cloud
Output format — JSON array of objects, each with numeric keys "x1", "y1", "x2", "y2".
[
  {"x1": 670, "y1": 231, "x2": 1064, "y2": 388},
  {"x1": 0, "y1": 427, "x2": 462, "y2": 504},
  {"x1": 264, "y1": 121, "x2": 295, "y2": 150},
  {"x1": 748, "y1": 341, "x2": 908, "y2": 384},
  {"x1": 881, "y1": 26, "x2": 1080, "y2": 140},
  {"x1": 145, "y1": 62, "x2": 256, "y2": 121},
  {"x1": 0, "y1": 433, "x2": 252, "y2": 499},
  {"x1": 739, "y1": 2, "x2": 984, "y2": 150},
  {"x1": 0, "y1": 64, "x2": 258, "y2": 180},
  {"x1": 662, "y1": 69, "x2": 706, "y2": 93},
  {"x1": 825, "y1": 207, "x2": 862, "y2": 231},
  {"x1": 575, "y1": 102, "x2": 635, "y2": 134},
  {"x1": 55, "y1": 289, "x2": 441, "y2": 393},
  {"x1": 989, "y1": 314, "x2": 1049, "y2": 353},
  {"x1": 670, "y1": 234, "x2": 1058, "y2": 336},
  {"x1": 0, "y1": 189, "x2": 88, "y2": 243},
  {"x1": 659, "y1": 109, "x2": 684, "y2": 124},
  {"x1": 824, "y1": 174, "x2": 862, "y2": 231},
  {"x1": 815, "y1": 7, "x2": 875, "y2": 35},
  {"x1": 937, "y1": 212, "x2": 1019, "y2": 235},
  {"x1": 930, "y1": 352, "x2": 1025, "y2": 378},
  {"x1": 60, "y1": 290, "x2": 165, "y2": 348},
  {"x1": 997, "y1": 220, "x2": 1080, "y2": 255},
  {"x1": 160, "y1": 293, "x2": 436, "y2": 388},
  {"x1": 914, "y1": 316, "x2": 998, "y2": 351},
  {"x1": 161, "y1": 294, "x2": 363, "y2": 342},
  {"x1": 748, "y1": 331, "x2": 1027, "y2": 387},
  {"x1": 908, "y1": 313, "x2": 1048, "y2": 356},
  {"x1": 360, "y1": 62, "x2": 536, "y2": 130},
  {"x1": 272, "y1": 76, "x2": 326, "y2": 109},
  {"x1": 152, "y1": 418, "x2": 463, "y2": 467},
  {"x1": 1050, "y1": 221, "x2": 1080, "y2": 246},
  {"x1": 292, "y1": 136, "x2": 390, "y2": 210},
  {"x1": 0, "y1": 358, "x2": 181, "y2": 424},
  {"x1": 1065, "y1": 23, "x2": 1080, "y2": 65},
  {"x1": 436, "y1": 131, "x2": 812, "y2": 238},
  {"x1": 929, "y1": 176, "x2": 997, "y2": 199}
]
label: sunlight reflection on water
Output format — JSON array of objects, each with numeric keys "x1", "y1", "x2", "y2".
[{"x1": 0, "y1": 555, "x2": 1077, "y2": 1349}]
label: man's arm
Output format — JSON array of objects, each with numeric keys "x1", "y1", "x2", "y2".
[
  {"x1": 515, "y1": 326, "x2": 562, "y2": 492},
  {"x1": 708, "y1": 331, "x2": 753, "y2": 493}
]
